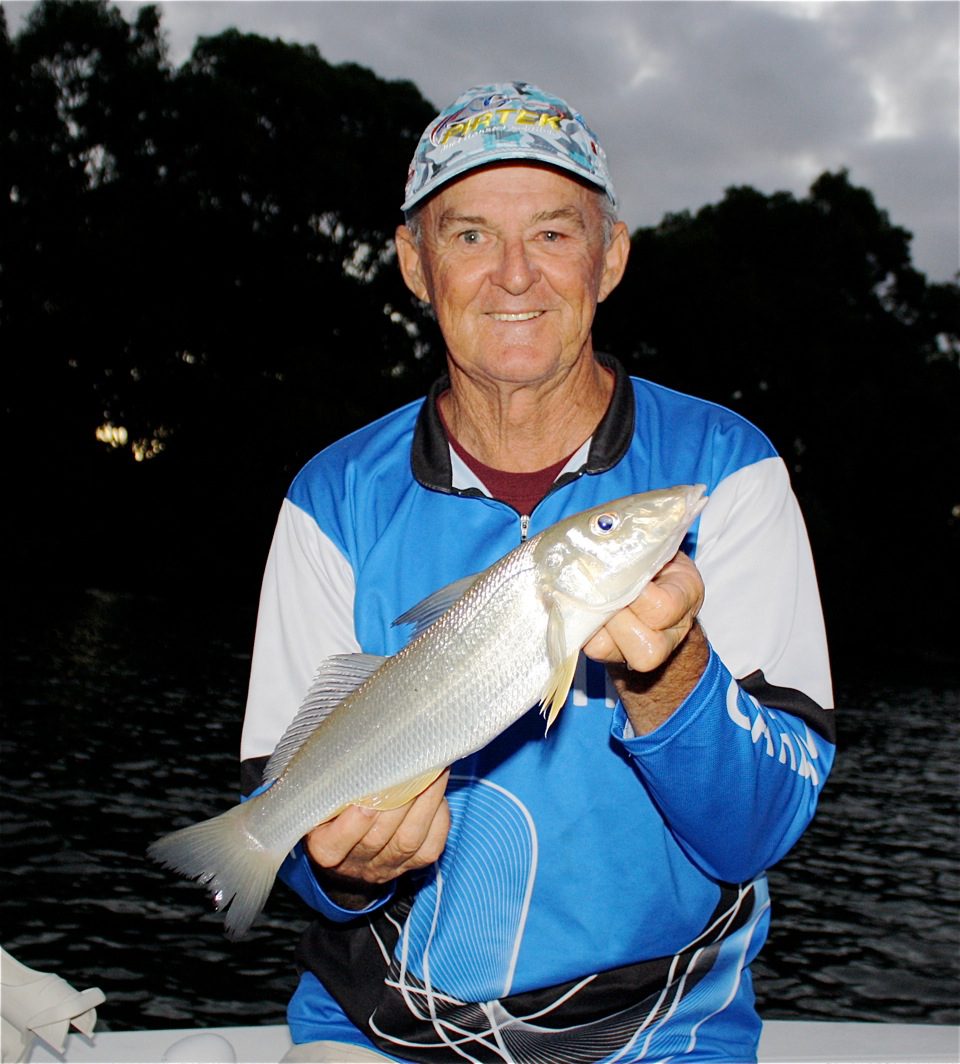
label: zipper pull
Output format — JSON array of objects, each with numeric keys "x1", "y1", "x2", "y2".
[{"x1": 519, "y1": 514, "x2": 531, "y2": 541}]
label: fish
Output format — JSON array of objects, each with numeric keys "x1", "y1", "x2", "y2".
[{"x1": 147, "y1": 484, "x2": 708, "y2": 938}]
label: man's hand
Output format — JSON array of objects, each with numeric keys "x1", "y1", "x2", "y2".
[
  {"x1": 304, "y1": 770, "x2": 451, "y2": 909},
  {"x1": 583, "y1": 552, "x2": 709, "y2": 735}
]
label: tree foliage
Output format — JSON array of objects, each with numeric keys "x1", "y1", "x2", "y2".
[
  {"x1": 4, "y1": 1, "x2": 958, "y2": 662},
  {"x1": 5, "y1": 0, "x2": 438, "y2": 597},
  {"x1": 596, "y1": 173, "x2": 959, "y2": 661}
]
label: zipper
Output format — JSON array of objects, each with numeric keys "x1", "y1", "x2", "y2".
[{"x1": 519, "y1": 465, "x2": 589, "y2": 543}]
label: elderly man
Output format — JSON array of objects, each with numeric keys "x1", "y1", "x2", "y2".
[{"x1": 240, "y1": 83, "x2": 835, "y2": 1063}]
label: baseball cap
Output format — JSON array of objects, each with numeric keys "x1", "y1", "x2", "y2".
[{"x1": 401, "y1": 82, "x2": 617, "y2": 213}]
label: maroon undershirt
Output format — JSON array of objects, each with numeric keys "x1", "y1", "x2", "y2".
[{"x1": 438, "y1": 397, "x2": 576, "y2": 516}]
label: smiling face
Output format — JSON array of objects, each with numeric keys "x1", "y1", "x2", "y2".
[{"x1": 396, "y1": 164, "x2": 629, "y2": 390}]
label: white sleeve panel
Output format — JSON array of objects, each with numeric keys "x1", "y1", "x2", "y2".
[
  {"x1": 240, "y1": 497, "x2": 360, "y2": 761},
  {"x1": 696, "y1": 456, "x2": 833, "y2": 709}
]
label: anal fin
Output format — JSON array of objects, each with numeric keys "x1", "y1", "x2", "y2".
[{"x1": 354, "y1": 768, "x2": 445, "y2": 812}]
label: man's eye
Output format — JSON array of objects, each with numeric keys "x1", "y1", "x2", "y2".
[
  {"x1": 460, "y1": 230, "x2": 482, "y2": 244},
  {"x1": 542, "y1": 230, "x2": 563, "y2": 242}
]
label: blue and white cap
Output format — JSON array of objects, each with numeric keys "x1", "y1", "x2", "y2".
[{"x1": 402, "y1": 82, "x2": 617, "y2": 212}]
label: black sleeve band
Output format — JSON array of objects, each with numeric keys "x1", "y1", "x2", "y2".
[
  {"x1": 240, "y1": 754, "x2": 270, "y2": 797},
  {"x1": 738, "y1": 669, "x2": 836, "y2": 745}
]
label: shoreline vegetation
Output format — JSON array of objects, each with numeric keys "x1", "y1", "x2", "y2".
[{"x1": 4, "y1": 1, "x2": 959, "y2": 672}]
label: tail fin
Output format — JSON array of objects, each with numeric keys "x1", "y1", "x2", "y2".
[{"x1": 147, "y1": 801, "x2": 285, "y2": 939}]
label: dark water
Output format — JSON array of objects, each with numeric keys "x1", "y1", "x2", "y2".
[{"x1": 2, "y1": 589, "x2": 958, "y2": 1031}]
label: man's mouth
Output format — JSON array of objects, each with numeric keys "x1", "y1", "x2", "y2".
[{"x1": 488, "y1": 311, "x2": 544, "y2": 322}]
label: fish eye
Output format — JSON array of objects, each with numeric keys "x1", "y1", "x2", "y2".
[{"x1": 591, "y1": 512, "x2": 620, "y2": 535}]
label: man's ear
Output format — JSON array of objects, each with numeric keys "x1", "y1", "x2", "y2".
[
  {"x1": 395, "y1": 225, "x2": 430, "y2": 303},
  {"x1": 598, "y1": 221, "x2": 631, "y2": 303}
]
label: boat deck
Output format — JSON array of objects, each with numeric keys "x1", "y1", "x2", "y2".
[{"x1": 24, "y1": 1019, "x2": 960, "y2": 1063}]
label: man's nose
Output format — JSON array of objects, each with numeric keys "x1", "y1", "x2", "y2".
[{"x1": 491, "y1": 238, "x2": 539, "y2": 293}]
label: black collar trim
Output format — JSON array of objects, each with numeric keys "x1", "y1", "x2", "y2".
[{"x1": 410, "y1": 353, "x2": 636, "y2": 494}]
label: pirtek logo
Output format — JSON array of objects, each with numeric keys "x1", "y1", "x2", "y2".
[{"x1": 436, "y1": 108, "x2": 568, "y2": 145}]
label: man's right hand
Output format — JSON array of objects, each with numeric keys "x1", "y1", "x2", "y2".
[{"x1": 304, "y1": 770, "x2": 451, "y2": 907}]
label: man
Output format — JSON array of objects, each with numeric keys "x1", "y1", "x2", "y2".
[{"x1": 241, "y1": 83, "x2": 835, "y2": 1063}]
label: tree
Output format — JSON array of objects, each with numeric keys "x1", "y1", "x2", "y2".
[
  {"x1": 7, "y1": 3, "x2": 957, "y2": 664},
  {"x1": 596, "y1": 171, "x2": 959, "y2": 663},
  {"x1": 4, "y1": 1, "x2": 438, "y2": 595}
]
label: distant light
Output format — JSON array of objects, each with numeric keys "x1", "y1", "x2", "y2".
[
  {"x1": 95, "y1": 421, "x2": 168, "y2": 461},
  {"x1": 132, "y1": 436, "x2": 167, "y2": 462},
  {"x1": 96, "y1": 422, "x2": 128, "y2": 448}
]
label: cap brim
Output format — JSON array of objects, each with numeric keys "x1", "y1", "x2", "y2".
[{"x1": 401, "y1": 148, "x2": 614, "y2": 213}]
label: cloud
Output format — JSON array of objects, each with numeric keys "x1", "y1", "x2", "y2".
[{"x1": 5, "y1": 0, "x2": 956, "y2": 280}]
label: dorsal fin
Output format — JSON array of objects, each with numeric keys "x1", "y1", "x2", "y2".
[
  {"x1": 263, "y1": 653, "x2": 387, "y2": 782},
  {"x1": 391, "y1": 574, "x2": 480, "y2": 636}
]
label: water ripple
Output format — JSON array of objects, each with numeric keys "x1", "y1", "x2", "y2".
[{"x1": 2, "y1": 589, "x2": 957, "y2": 1030}]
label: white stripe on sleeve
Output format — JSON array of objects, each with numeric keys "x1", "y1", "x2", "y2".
[
  {"x1": 240, "y1": 497, "x2": 360, "y2": 761},
  {"x1": 696, "y1": 457, "x2": 833, "y2": 710}
]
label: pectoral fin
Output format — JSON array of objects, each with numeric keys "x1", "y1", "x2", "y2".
[
  {"x1": 538, "y1": 599, "x2": 578, "y2": 732},
  {"x1": 539, "y1": 654, "x2": 579, "y2": 732},
  {"x1": 355, "y1": 768, "x2": 445, "y2": 812}
]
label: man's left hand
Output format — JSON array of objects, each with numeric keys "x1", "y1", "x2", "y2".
[{"x1": 583, "y1": 551, "x2": 709, "y2": 734}]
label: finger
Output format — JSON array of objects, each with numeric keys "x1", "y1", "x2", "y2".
[
  {"x1": 416, "y1": 791, "x2": 451, "y2": 865},
  {"x1": 582, "y1": 624, "x2": 619, "y2": 663},
  {"x1": 304, "y1": 804, "x2": 380, "y2": 868},
  {"x1": 583, "y1": 564, "x2": 701, "y2": 672},
  {"x1": 585, "y1": 615, "x2": 691, "y2": 674},
  {"x1": 306, "y1": 770, "x2": 451, "y2": 878},
  {"x1": 353, "y1": 770, "x2": 447, "y2": 852},
  {"x1": 627, "y1": 555, "x2": 704, "y2": 630},
  {"x1": 604, "y1": 609, "x2": 675, "y2": 672},
  {"x1": 358, "y1": 771, "x2": 451, "y2": 874},
  {"x1": 379, "y1": 789, "x2": 451, "y2": 875},
  {"x1": 604, "y1": 556, "x2": 702, "y2": 644}
]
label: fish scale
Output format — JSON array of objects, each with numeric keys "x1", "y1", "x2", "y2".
[
  {"x1": 269, "y1": 554, "x2": 548, "y2": 839},
  {"x1": 148, "y1": 485, "x2": 707, "y2": 938}
]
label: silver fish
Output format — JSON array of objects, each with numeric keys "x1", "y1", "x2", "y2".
[{"x1": 148, "y1": 485, "x2": 708, "y2": 938}]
